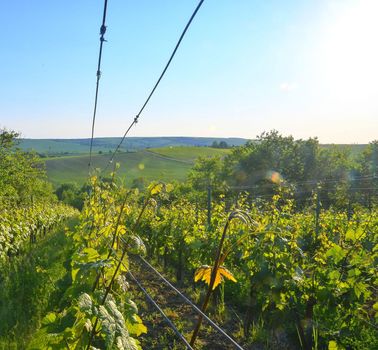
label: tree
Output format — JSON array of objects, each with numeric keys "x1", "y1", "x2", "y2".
[
  {"x1": 211, "y1": 141, "x2": 229, "y2": 149},
  {"x1": 221, "y1": 130, "x2": 362, "y2": 207},
  {"x1": 188, "y1": 156, "x2": 225, "y2": 191},
  {"x1": 0, "y1": 128, "x2": 55, "y2": 205},
  {"x1": 219, "y1": 141, "x2": 229, "y2": 149},
  {"x1": 225, "y1": 131, "x2": 319, "y2": 185},
  {"x1": 355, "y1": 141, "x2": 378, "y2": 207},
  {"x1": 55, "y1": 183, "x2": 84, "y2": 209}
]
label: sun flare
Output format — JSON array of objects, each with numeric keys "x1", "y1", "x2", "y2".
[{"x1": 319, "y1": 0, "x2": 378, "y2": 101}]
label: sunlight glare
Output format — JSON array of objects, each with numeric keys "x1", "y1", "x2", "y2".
[{"x1": 320, "y1": 0, "x2": 378, "y2": 102}]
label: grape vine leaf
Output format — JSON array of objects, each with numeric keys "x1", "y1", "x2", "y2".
[
  {"x1": 194, "y1": 265, "x2": 237, "y2": 290},
  {"x1": 326, "y1": 245, "x2": 346, "y2": 264}
]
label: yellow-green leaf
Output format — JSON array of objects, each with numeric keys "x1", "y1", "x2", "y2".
[
  {"x1": 165, "y1": 184, "x2": 174, "y2": 193},
  {"x1": 149, "y1": 183, "x2": 163, "y2": 195},
  {"x1": 126, "y1": 314, "x2": 147, "y2": 336},
  {"x1": 42, "y1": 312, "x2": 57, "y2": 326},
  {"x1": 326, "y1": 245, "x2": 346, "y2": 264},
  {"x1": 71, "y1": 267, "x2": 79, "y2": 282},
  {"x1": 345, "y1": 228, "x2": 356, "y2": 242},
  {"x1": 194, "y1": 265, "x2": 237, "y2": 290},
  {"x1": 219, "y1": 266, "x2": 237, "y2": 283},
  {"x1": 194, "y1": 265, "x2": 211, "y2": 283}
]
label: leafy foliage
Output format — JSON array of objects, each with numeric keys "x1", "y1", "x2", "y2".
[
  {"x1": 0, "y1": 128, "x2": 55, "y2": 205},
  {"x1": 0, "y1": 201, "x2": 77, "y2": 263},
  {"x1": 38, "y1": 176, "x2": 179, "y2": 349},
  {"x1": 131, "y1": 183, "x2": 377, "y2": 349}
]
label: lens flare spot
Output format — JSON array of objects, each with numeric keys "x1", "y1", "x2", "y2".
[
  {"x1": 267, "y1": 170, "x2": 283, "y2": 184},
  {"x1": 235, "y1": 170, "x2": 247, "y2": 183}
]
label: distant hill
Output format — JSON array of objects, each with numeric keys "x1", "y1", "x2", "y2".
[
  {"x1": 19, "y1": 137, "x2": 248, "y2": 155},
  {"x1": 19, "y1": 138, "x2": 369, "y2": 187}
]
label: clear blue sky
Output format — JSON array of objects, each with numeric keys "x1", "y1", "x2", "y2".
[{"x1": 1, "y1": 0, "x2": 377, "y2": 143}]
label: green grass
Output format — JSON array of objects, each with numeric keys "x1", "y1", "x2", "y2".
[
  {"x1": 147, "y1": 146, "x2": 230, "y2": 162},
  {"x1": 44, "y1": 144, "x2": 368, "y2": 187},
  {"x1": 20, "y1": 137, "x2": 248, "y2": 155},
  {"x1": 45, "y1": 147, "x2": 229, "y2": 186},
  {"x1": 0, "y1": 218, "x2": 78, "y2": 350}
]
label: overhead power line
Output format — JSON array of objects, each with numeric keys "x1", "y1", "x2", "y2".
[
  {"x1": 88, "y1": 0, "x2": 109, "y2": 172},
  {"x1": 104, "y1": 0, "x2": 205, "y2": 171}
]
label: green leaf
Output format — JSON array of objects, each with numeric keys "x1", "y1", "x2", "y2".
[
  {"x1": 347, "y1": 268, "x2": 361, "y2": 279},
  {"x1": 374, "y1": 302, "x2": 378, "y2": 319},
  {"x1": 149, "y1": 183, "x2": 163, "y2": 195},
  {"x1": 82, "y1": 247, "x2": 101, "y2": 261},
  {"x1": 328, "y1": 270, "x2": 340, "y2": 281},
  {"x1": 345, "y1": 228, "x2": 357, "y2": 242},
  {"x1": 125, "y1": 314, "x2": 147, "y2": 336},
  {"x1": 326, "y1": 245, "x2": 346, "y2": 264},
  {"x1": 78, "y1": 293, "x2": 93, "y2": 315},
  {"x1": 71, "y1": 267, "x2": 80, "y2": 282},
  {"x1": 345, "y1": 227, "x2": 364, "y2": 242},
  {"x1": 96, "y1": 297, "x2": 140, "y2": 350},
  {"x1": 124, "y1": 299, "x2": 139, "y2": 315},
  {"x1": 165, "y1": 183, "x2": 174, "y2": 193},
  {"x1": 42, "y1": 312, "x2": 57, "y2": 326},
  {"x1": 353, "y1": 281, "x2": 367, "y2": 299}
]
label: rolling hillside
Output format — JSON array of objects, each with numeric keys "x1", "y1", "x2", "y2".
[
  {"x1": 146, "y1": 146, "x2": 230, "y2": 162},
  {"x1": 21, "y1": 137, "x2": 248, "y2": 155},
  {"x1": 45, "y1": 146, "x2": 230, "y2": 186}
]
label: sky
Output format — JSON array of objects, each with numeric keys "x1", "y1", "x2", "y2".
[{"x1": 1, "y1": 0, "x2": 377, "y2": 143}]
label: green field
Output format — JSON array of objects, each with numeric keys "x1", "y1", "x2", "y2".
[
  {"x1": 45, "y1": 147, "x2": 230, "y2": 186},
  {"x1": 147, "y1": 146, "x2": 230, "y2": 161},
  {"x1": 44, "y1": 143, "x2": 369, "y2": 187},
  {"x1": 20, "y1": 137, "x2": 247, "y2": 155}
]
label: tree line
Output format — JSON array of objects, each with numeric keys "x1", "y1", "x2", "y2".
[{"x1": 188, "y1": 130, "x2": 378, "y2": 210}]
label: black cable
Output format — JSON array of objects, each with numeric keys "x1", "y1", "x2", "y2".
[
  {"x1": 228, "y1": 175, "x2": 378, "y2": 191},
  {"x1": 105, "y1": 117, "x2": 138, "y2": 171},
  {"x1": 127, "y1": 270, "x2": 194, "y2": 350},
  {"x1": 132, "y1": 253, "x2": 245, "y2": 350},
  {"x1": 116, "y1": 237, "x2": 244, "y2": 348},
  {"x1": 104, "y1": 0, "x2": 205, "y2": 171},
  {"x1": 88, "y1": 0, "x2": 109, "y2": 172},
  {"x1": 109, "y1": 246, "x2": 192, "y2": 348}
]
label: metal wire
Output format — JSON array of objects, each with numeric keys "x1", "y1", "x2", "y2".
[
  {"x1": 133, "y1": 253, "x2": 245, "y2": 350},
  {"x1": 108, "y1": 248, "x2": 193, "y2": 350},
  {"x1": 116, "y1": 235, "x2": 244, "y2": 348},
  {"x1": 228, "y1": 175, "x2": 378, "y2": 191},
  {"x1": 104, "y1": 117, "x2": 138, "y2": 171},
  {"x1": 104, "y1": 0, "x2": 206, "y2": 171},
  {"x1": 127, "y1": 270, "x2": 194, "y2": 350},
  {"x1": 88, "y1": 0, "x2": 109, "y2": 172}
]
